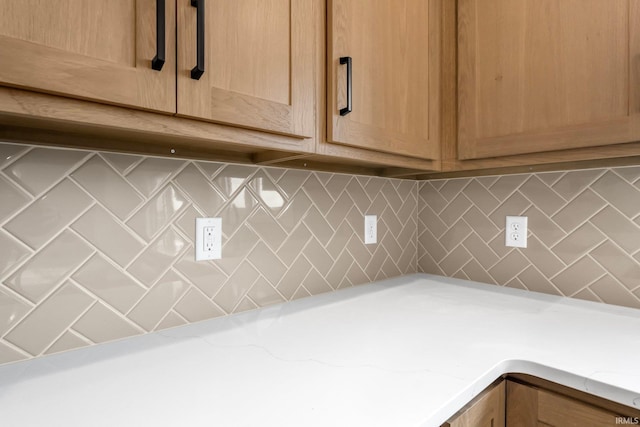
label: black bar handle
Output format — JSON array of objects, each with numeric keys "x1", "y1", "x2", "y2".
[
  {"x1": 339, "y1": 57, "x2": 352, "y2": 116},
  {"x1": 151, "y1": 0, "x2": 165, "y2": 71},
  {"x1": 191, "y1": 0, "x2": 205, "y2": 80}
]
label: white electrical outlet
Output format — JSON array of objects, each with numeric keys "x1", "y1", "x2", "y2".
[
  {"x1": 196, "y1": 217, "x2": 222, "y2": 261},
  {"x1": 364, "y1": 215, "x2": 377, "y2": 244},
  {"x1": 505, "y1": 216, "x2": 528, "y2": 248}
]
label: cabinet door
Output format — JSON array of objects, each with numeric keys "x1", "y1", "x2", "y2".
[
  {"x1": 327, "y1": 0, "x2": 441, "y2": 160},
  {"x1": 176, "y1": 0, "x2": 315, "y2": 139},
  {"x1": 458, "y1": 0, "x2": 640, "y2": 160},
  {"x1": 506, "y1": 381, "x2": 619, "y2": 427},
  {"x1": 0, "y1": 0, "x2": 176, "y2": 113},
  {"x1": 445, "y1": 381, "x2": 505, "y2": 427}
]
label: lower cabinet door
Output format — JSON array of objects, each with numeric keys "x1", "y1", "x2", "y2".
[{"x1": 506, "y1": 380, "x2": 620, "y2": 427}]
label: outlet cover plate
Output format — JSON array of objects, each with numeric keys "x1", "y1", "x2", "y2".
[
  {"x1": 505, "y1": 216, "x2": 527, "y2": 248},
  {"x1": 196, "y1": 217, "x2": 222, "y2": 260},
  {"x1": 364, "y1": 215, "x2": 377, "y2": 244}
]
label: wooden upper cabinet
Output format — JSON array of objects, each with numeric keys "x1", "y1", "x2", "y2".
[
  {"x1": 458, "y1": 0, "x2": 640, "y2": 160},
  {"x1": 0, "y1": 0, "x2": 176, "y2": 113},
  {"x1": 176, "y1": 0, "x2": 315, "y2": 139},
  {"x1": 327, "y1": 0, "x2": 442, "y2": 160}
]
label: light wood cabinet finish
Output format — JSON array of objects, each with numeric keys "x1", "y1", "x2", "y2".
[
  {"x1": 0, "y1": 0, "x2": 176, "y2": 113},
  {"x1": 506, "y1": 380, "x2": 620, "y2": 427},
  {"x1": 445, "y1": 377, "x2": 640, "y2": 427},
  {"x1": 0, "y1": 0, "x2": 315, "y2": 140},
  {"x1": 177, "y1": 0, "x2": 316, "y2": 140},
  {"x1": 444, "y1": 382, "x2": 506, "y2": 427},
  {"x1": 327, "y1": 0, "x2": 441, "y2": 160},
  {"x1": 0, "y1": 0, "x2": 437, "y2": 175},
  {"x1": 458, "y1": 0, "x2": 640, "y2": 160}
]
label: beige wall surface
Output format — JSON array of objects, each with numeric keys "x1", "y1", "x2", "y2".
[
  {"x1": 0, "y1": 142, "x2": 417, "y2": 365},
  {"x1": 418, "y1": 167, "x2": 640, "y2": 310}
]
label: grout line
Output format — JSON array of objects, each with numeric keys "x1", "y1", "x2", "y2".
[
  {"x1": 541, "y1": 170, "x2": 568, "y2": 188},
  {"x1": 3, "y1": 196, "x2": 96, "y2": 257},
  {"x1": 2, "y1": 149, "x2": 93, "y2": 209},
  {"x1": 1, "y1": 243, "x2": 98, "y2": 342},
  {"x1": 0, "y1": 171, "x2": 35, "y2": 229},
  {"x1": 589, "y1": 221, "x2": 639, "y2": 258},
  {"x1": 0, "y1": 231, "x2": 35, "y2": 284},
  {"x1": 567, "y1": 272, "x2": 609, "y2": 299},
  {"x1": 104, "y1": 152, "x2": 146, "y2": 176},
  {"x1": 76, "y1": 199, "x2": 148, "y2": 247},
  {"x1": 586, "y1": 250, "x2": 637, "y2": 291},
  {"x1": 592, "y1": 192, "x2": 640, "y2": 227},
  {"x1": 191, "y1": 159, "x2": 220, "y2": 182},
  {"x1": 550, "y1": 196, "x2": 608, "y2": 236},
  {"x1": 82, "y1": 292, "x2": 150, "y2": 336},
  {"x1": 153, "y1": 309, "x2": 188, "y2": 333},
  {"x1": 486, "y1": 174, "x2": 531, "y2": 206},
  {"x1": 170, "y1": 285, "x2": 206, "y2": 317},
  {"x1": 0, "y1": 280, "x2": 35, "y2": 311},
  {"x1": 227, "y1": 275, "x2": 264, "y2": 314},
  {"x1": 41, "y1": 328, "x2": 94, "y2": 357},
  {"x1": 40, "y1": 297, "x2": 101, "y2": 356},
  {"x1": 94, "y1": 152, "x2": 166, "y2": 201},
  {"x1": 0, "y1": 144, "x2": 34, "y2": 171},
  {"x1": 0, "y1": 337, "x2": 33, "y2": 359},
  {"x1": 2, "y1": 276, "x2": 96, "y2": 357},
  {"x1": 523, "y1": 263, "x2": 564, "y2": 296},
  {"x1": 122, "y1": 214, "x2": 191, "y2": 271}
]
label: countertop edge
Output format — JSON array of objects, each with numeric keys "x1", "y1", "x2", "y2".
[{"x1": 428, "y1": 358, "x2": 640, "y2": 426}]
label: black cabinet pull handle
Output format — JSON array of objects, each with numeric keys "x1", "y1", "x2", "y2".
[
  {"x1": 151, "y1": 0, "x2": 165, "y2": 71},
  {"x1": 340, "y1": 56, "x2": 352, "y2": 116},
  {"x1": 191, "y1": 0, "x2": 205, "y2": 80}
]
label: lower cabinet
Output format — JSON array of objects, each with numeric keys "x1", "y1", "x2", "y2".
[
  {"x1": 443, "y1": 381, "x2": 505, "y2": 427},
  {"x1": 506, "y1": 380, "x2": 619, "y2": 426},
  {"x1": 443, "y1": 377, "x2": 640, "y2": 427}
]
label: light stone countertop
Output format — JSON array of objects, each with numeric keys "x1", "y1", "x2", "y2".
[{"x1": 0, "y1": 273, "x2": 639, "y2": 427}]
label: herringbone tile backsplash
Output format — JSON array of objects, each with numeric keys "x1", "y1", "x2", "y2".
[
  {"x1": 0, "y1": 142, "x2": 417, "y2": 365},
  {"x1": 418, "y1": 168, "x2": 640, "y2": 310},
  {"x1": 3, "y1": 139, "x2": 640, "y2": 367}
]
